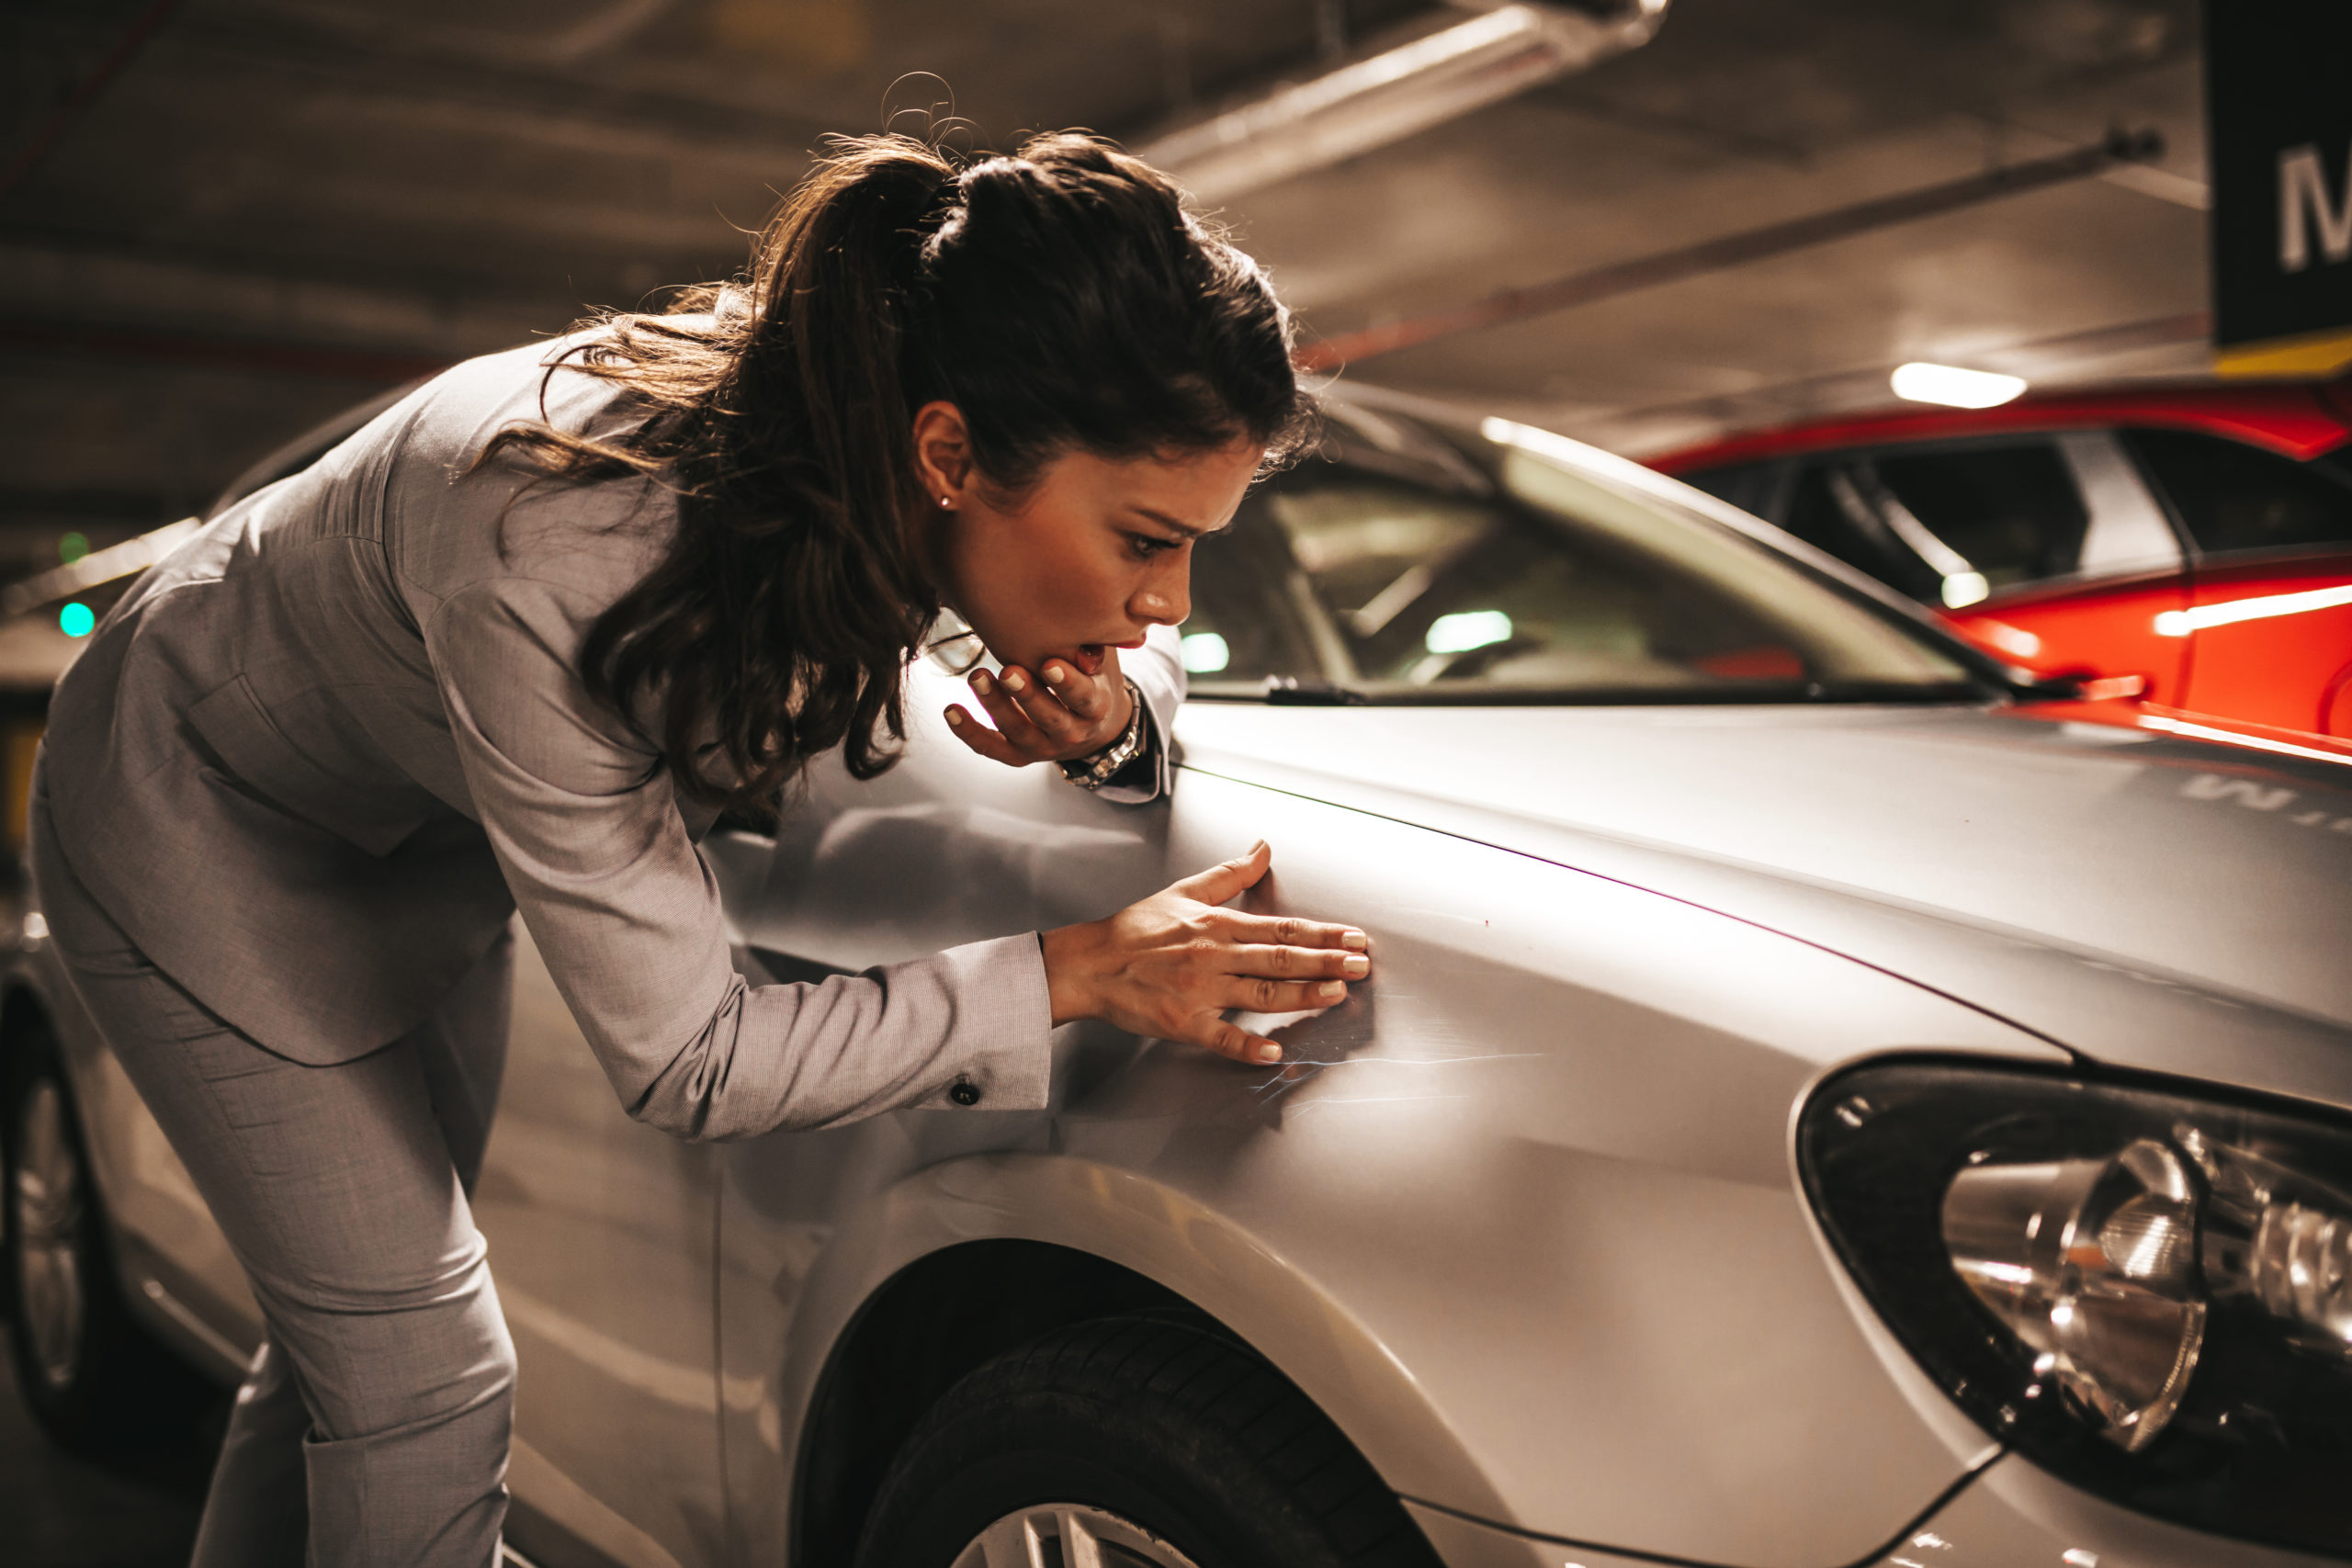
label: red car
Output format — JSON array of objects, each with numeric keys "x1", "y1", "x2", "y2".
[{"x1": 1649, "y1": 378, "x2": 2352, "y2": 740}]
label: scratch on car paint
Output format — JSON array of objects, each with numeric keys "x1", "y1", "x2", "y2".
[
  {"x1": 1254, "y1": 1052, "x2": 1540, "y2": 1085},
  {"x1": 1383, "y1": 907, "x2": 1504, "y2": 929},
  {"x1": 1284, "y1": 1094, "x2": 1472, "y2": 1115},
  {"x1": 1248, "y1": 1053, "x2": 1542, "y2": 1115}
]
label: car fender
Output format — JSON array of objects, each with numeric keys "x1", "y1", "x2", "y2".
[
  {"x1": 769, "y1": 1148, "x2": 1511, "y2": 1548},
  {"x1": 718, "y1": 878, "x2": 2070, "y2": 1568}
]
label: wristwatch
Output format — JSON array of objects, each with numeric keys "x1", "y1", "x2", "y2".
[{"x1": 1057, "y1": 680, "x2": 1148, "y2": 791}]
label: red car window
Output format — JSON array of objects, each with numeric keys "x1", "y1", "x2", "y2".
[
  {"x1": 2123, "y1": 429, "x2": 2352, "y2": 558},
  {"x1": 1781, "y1": 442, "x2": 2087, "y2": 607}
]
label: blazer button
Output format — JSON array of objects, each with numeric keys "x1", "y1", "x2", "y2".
[{"x1": 949, "y1": 1079, "x2": 981, "y2": 1107}]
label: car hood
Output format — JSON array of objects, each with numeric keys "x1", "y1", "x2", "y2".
[{"x1": 1174, "y1": 698, "x2": 2352, "y2": 1110}]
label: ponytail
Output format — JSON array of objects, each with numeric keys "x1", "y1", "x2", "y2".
[{"x1": 476, "y1": 130, "x2": 1310, "y2": 813}]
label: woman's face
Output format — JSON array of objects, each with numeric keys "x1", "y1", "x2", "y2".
[{"x1": 913, "y1": 402, "x2": 1264, "y2": 677}]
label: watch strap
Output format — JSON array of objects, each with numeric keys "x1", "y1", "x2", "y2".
[{"x1": 1057, "y1": 680, "x2": 1148, "y2": 791}]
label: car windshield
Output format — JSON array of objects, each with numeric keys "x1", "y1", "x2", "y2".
[{"x1": 1180, "y1": 420, "x2": 1984, "y2": 704}]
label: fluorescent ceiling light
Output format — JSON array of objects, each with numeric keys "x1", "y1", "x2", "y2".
[
  {"x1": 1426, "y1": 609, "x2": 1514, "y2": 653},
  {"x1": 1891, "y1": 362, "x2": 2028, "y2": 409},
  {"x1": 1140, "y1": 2, "x2": 1668, "y2": 204}
]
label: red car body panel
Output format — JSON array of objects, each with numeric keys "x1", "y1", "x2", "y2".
[
  {"x1": 2180, "y1": 553, "x2": 2352, "y2": 739},
  {"x1": 1647, "y1": 380, "x2": 2352, "y2": 741},
  {"x1": 1943, "y1": 572, "x2": 2192, "y2": 705},
  {"x1": 1649, "y1": 379, "x2": 2352, "y2": 472}
]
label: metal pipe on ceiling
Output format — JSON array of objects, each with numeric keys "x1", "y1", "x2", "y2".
[
  {"x1": 0, "y1": 318, "x2": 453, "y2": 385},
  {"x1": 0, "y1": 520, "x2": 202, "y2": 621},
  {"x1": 1295, "y1": 127, "x2": 2167, "y2": 372},
  {"x1": 0, "y1": 0, "x2": 187, "y2": 203},
  {"x1": 1138, "y1": 0, "x2": 1670, "y2": 206}
]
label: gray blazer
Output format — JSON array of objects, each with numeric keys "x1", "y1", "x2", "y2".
[{"x1": 40, "y1": 338, "x2": 1184, "y2": 1138}]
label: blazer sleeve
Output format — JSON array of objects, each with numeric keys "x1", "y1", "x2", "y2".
[{"x1": 424, "y1": 577, "x2": 1053, "y2": 1140}]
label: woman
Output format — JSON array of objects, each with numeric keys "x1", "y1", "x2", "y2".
[{"x1": 27, "y1": 131, "x2": 1368, "y2": 1566}]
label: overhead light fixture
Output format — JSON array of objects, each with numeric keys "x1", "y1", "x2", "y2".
[
  {"x1": 1139, "y1": 0, "x2": 1670, "y2": 204},
  {"x1": 1425, "y1": 609, "x2": 1514, "y2": 653},
  {"x1": 1891, "y1": 362, "x2": 2029, "y2": 409}
]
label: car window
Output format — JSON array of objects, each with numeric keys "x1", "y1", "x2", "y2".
[
  {"x1": 1673, "y1": 459, "x2": 1777, "y2": 516},
  {"x1": 1180, "y1": 448, "x2": 1973, "y2": 700},
  {"x1": 1781, "y1": 443, "x2": 2087, "y2": 608},
  {"x1": 2120, "y1": 428, "x2": 2352, "y2": 558}
]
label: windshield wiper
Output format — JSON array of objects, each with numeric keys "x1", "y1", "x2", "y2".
[
  {"x1": 1203, "y1": 678, "x2": 1999, "y2": 707},
  {"x1": 1261, "y1": 677, "x2": 1368, "y2": 705}
]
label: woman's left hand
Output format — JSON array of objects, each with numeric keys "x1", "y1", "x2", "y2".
[{"x1": 944, "y1": 652, "x2": 1134, "y2": 768}]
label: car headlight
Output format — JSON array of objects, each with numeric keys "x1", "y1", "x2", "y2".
[{"x1": 1799, "y1": 1060, "x2": 2352, "y2": 1558}]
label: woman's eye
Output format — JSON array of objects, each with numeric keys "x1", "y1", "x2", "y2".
[{"x1": 1126, "y1": 534, "x2": 1180, "y2": 559}]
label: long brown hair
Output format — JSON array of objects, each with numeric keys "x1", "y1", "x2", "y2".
[{"x1": 476, "y1": 130, "x2": 1313, "y2": 812}]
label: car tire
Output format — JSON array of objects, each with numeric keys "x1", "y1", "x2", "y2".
[
  {"x1": 3, "y1": 1024, "x2": 184, "y2": 1450},
  {"x1": 854, "y1": 1314, "x2": 1443, "y2": 1568}
]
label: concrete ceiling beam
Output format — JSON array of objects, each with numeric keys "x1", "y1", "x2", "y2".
[
  {"x1": 157, "y1": 14, "x2": 829, "y2": 168},
  {"x1": 0, "y1": 238, "x2": 541, "y2": 364}
]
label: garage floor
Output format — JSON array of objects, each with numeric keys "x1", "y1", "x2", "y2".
[{"x1": 0, "y1": 1339, "x2": 217, "y2": 1567}]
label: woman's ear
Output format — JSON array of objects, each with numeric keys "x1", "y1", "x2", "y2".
[{"x1": 910, "y1": 400, "x2": 974, "y2": 505}]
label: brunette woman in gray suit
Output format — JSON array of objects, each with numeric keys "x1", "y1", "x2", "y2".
[{"x1": 26, "y1": 131, "x2": 1368, "y2": 1567}]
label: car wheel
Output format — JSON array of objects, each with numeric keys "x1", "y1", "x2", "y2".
[
  {"x1": 4, "y1": 1027, "x2": 176, "y2": 1448},
  {"x1": 854, "y1": 1315, "x2": 1442, "y2": 1568}
]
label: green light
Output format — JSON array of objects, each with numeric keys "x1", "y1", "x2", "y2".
[
  {"x1": 1181, "y1": 632, "x2": 1230, "y2": 673},
  {"x1": 59, "y1": 532, "x2": 89, "y2": 564},
  {"x1": 59, "y1": 603, "x2": 95, "y2": 637}
]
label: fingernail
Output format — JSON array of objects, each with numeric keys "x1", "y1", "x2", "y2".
[
  {"x1": 945, "y1": 708, "x2": 964, "y2": 726},
  {"x1": 1250, "y1": 839, "x2": 1269, "y2": 856},
  {"x1": 1316, "y1": 980, "x2": 1346, "y2": 1001},
  {"x1": 1003, "y1": 669, "x2": 1026, "y2": 692},
  {"x1": 971, "y1": 671, "x2": 993, "y2": 694},
  {"x1": 1255, "y1": 1043, "x2": 1283, "y2": 1063},
  {"x1": 1341, "y1": 930, "x2": 1367, "y2": 951},
  {"x1": 1043, "y1": 663, "x2": 1065, "y2": 684},
  {"x1": 1342, "y1": 955, "x2": 1369, "y2": 978}
]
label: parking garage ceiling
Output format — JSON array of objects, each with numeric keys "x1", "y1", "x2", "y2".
[{"x1": 3, "y1": 0, "x2": 2211, "y2": 548}]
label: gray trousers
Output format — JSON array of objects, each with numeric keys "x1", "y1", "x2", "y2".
[{"x1": 29, "y1": 773, "x2": 517, "y2": 1568}]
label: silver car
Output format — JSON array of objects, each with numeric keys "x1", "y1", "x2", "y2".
[{"x1": 8, "y1": 389, "x2": 2351, "y2": 1568}]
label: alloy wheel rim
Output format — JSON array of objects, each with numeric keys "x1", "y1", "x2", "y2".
[
  {"x1": 950, "y1": 1504, "x2": 1204, "y2": 1568},
  {"x1": 12, "y1": 1078, "x2": 87, "y2": 1391}
]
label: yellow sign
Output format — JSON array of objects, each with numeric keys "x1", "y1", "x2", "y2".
[{"x1": 2214, "y1": 322, "x2": 2352, "y2": 378}]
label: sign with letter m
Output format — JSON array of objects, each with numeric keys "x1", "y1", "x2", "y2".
[{"x1": 2207, "y1": 3, "x2": 2352, "y2": 378}]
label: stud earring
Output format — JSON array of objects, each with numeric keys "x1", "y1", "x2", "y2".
[{"x1": 938, "y1": 494, "x2": 954, "y2": 509}]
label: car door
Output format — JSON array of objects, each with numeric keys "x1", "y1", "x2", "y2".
[
  {"x1": 1773, "y1": 434, "x2": 2193, "y2": 701},
  {"x1": 703, "y1": 656, "x2": 1191, "y2": 1563},
  {"x1": 474, "y1": 930, "x2": 725, "y2": 1568},
  {"x1": 2119, "y1": 427, "x2": 2352, "y2": 736}
]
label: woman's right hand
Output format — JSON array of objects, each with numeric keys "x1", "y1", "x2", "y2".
[{"x1": 1039, "y1": 841, "x2": 1369, "y2": 1065}]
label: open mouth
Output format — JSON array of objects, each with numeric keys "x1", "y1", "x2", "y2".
[{"x1": 1064, "y1": 639, "x2": 1144, "y2": 679}]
